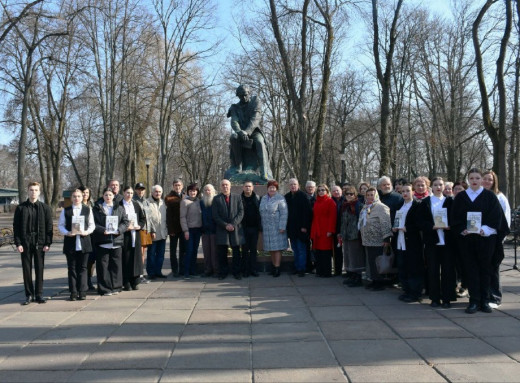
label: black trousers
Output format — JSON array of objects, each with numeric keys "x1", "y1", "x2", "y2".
[
  {"x1": 241, "y1": 227, "x2": 258, "y2": 274},
  {"x1": 21, "y1": 242, "x2": 45, "y2": 298},
  {"x1": 315, "y1": 249, "x2": 332, "y2": 277},
  {"x1": 425, "y1": 244, "x2": 457, "y2": 302},
  {"x1": 461, "y1": 235, "x2": 496, "y2": 304},
  {"x1": 169, "y1": 234, "x2": 185, "y2": 274},
  {"x1": 65, "y1": 251, "x2": 89, "y2": 295},
  {"x1": 122, "y1": 244, "x2": 139, "y2": 288},
  {"x1": 217, "y1": 245, "x2": 241, "y2": 277},
  {"x1": 332, "y1": 236, "x2": 343, "y2": 275},
  {"x1": 489, "y1": 241, "x2": 505, "y2": 304},
  {"x1": 96, "y1": 246, "x2": 122, "y2": 294},
  {"x1": 396, "y1": 249, "x2": 424, "y2": 299}
]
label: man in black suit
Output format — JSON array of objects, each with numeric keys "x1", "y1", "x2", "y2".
[
  {"x1": 13, "y1": 182, "x2": 53, "y2": 305},
  {"x1": 212, "y1": 179, "x2": 245, "y2": 280}
]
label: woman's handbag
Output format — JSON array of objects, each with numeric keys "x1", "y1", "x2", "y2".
[
  {"x1": 376, "y1": 246, "x2": 397, "y2": 274},
  {"x1": 140, "y1": 230, "x2": 153, "y2": 246}
]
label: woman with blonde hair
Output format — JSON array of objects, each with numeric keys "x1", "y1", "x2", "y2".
[{"x1": 482, "y1": 170, "x2": 510, "y2": 307}]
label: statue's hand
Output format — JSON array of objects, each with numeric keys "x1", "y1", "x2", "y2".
[{"x1": 238, "y1": 130, "x2": 248, "y2": 141}]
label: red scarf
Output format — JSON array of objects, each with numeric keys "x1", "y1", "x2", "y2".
[
  {"x1": 341, "y1": 198, "x2": 358, "y2": 214},
  {"x1": 414, "y1": 190, "x2": 429, "y2": 200}
]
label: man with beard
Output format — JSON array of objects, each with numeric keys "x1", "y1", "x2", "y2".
[{"x1": 164, "y1": 179, "x2": 185, "y2": 277}]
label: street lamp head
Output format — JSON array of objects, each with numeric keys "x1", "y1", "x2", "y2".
[{"x1": 145, "y1": 158, "x2": 151, "y2": 167}]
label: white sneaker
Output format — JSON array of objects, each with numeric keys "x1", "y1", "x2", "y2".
[{"x1": 489, "y1": 302, "x2": 499, "y2": 309}]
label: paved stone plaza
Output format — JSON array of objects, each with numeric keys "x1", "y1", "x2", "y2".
[{"x1": 1, "y1": 242, "x2": 520, "y2": 382}]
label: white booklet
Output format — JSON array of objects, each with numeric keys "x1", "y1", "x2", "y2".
[
  {"x1": 433, "y1": 208, "x2": 448, "y2": 228},
  {"x1": 127, "y1": 213, "x2": 137, "y2": 229},
  {"x1": 393, "y1": 211, "x2": 404, "y2": 229},
  {"x1": 466, "y1": 212, "x2": 482, "y2": 234},
  {"x1": 71, "y1": 215, "x2": 85, "y2": 235},
  {"x1": 106, "y1": 216, "x2": 119, "y2": 234}
]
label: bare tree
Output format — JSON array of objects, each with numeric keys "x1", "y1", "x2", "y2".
[{"x1": 472, "y1": 0, "x2": 512, "y2": 193}]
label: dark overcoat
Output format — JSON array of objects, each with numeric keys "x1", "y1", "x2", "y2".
[
  {"x1": 120, "y1": 200, "x2": 146, "y2": 276},
  {"x1": 212, "y1": 193, "x2": 245, "y2": 247}
]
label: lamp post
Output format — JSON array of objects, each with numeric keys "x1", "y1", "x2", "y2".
[
  {"x1": 145, "y1": 158, "x2": 151, "y2": 196},
  {"x1": 308, "y1": 169, "x2": 313, "y2": 181}
]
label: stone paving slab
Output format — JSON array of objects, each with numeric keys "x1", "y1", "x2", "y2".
[
  {"x1": 167, "y1": 342, "x2": 251, "y2": 369},
  {"x1": 69, "y1": 369, "x2": 162, "y2": 382},
  {"x1": 319, "y1": 320, "x2": 398, "y2": 340},
  {"x1": 33, "y1": 324, "x2": 118, "y2": 344},
  {"x1": 330, "y1": 339, "x2": 425, "y2": 366},
  {"x1": 386, "y1": 318, "x2": 472, "y2": 339},
  {"x1": 251, "y1": 307, "x2": 313, "y2": 323},
  {"x1": 450, "y1": 316, "x2": 520, "y2": 337},
  {"x1": 252, "y1": 341, "x2": 337, "y2": 368},
  {"x1": 107, "y1": 323, "x2": 184, "y2": 343},
  {"x1": 435, "y1": 363, "x2": 520, "y2": 382},
  {"x1": 0, "y1": 343, "x2": 98, "y2": 370},
  {"x1": 0, "y1": 370, "x2": 74, "y2": 382},
  {"x1": 180, "y1": 323, "x2": 251, "y2": 343},
  {"x1": 310, "y1": 305, "x2": 378, "y2": 322},
  {"x1": 344, "y1": 365, "x2": 447, "y2": 382},
  {"x1": 407, "y1": 338, "x2": 514, "y2": 364},
  {"x1": 80, "y1": 342, "x2": 174, "y2": 370},
  {"x1": 189, "y1": 309, "x2": 250, "y2": 324},
  {"x1": 254, "y1": 367, "x2": 347, "y2": 382},
  {"x1": 482, "y1": 336, "x2": 520, "y2": 362},
  {"x1": 252, "y1": 321, "x2": 322, "y2": 342},
  {"x1": 160, "y1": 369, "x2": 252, "y2": 382}
]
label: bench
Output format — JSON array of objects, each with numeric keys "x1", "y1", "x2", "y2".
[{"x1": 0, "y1": 228, "x2": 15, "y2": 250}]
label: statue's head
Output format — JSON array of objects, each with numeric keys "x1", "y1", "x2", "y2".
[{"x1": 236, "y1": 85, "x2": 251, "y2": 103}]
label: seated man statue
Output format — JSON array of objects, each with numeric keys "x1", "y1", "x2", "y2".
[{"x1": 226, "y1": 85, "x2": 273, "y2": 183}]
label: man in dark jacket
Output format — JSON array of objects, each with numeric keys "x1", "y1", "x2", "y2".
[
  {"x1": 241, "y1": 181, "x2": 261, "y2": 277},
  {"x1": 285, "y1": 179, "x2": 312, "y2": 277},
  {"x1": 213, "y1": 179, "x2": 245, "y2": 280},
  {"x1": 13, "y1": 182, "x2": 53, "y2": 305},
  {"x1": 164, "y1": 179, "x2": 185, "y2": 277}
]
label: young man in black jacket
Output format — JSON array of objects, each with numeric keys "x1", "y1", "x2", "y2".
[
  {"x1": 13, "y1": 182, "x2": 53, "y2": 305},
  {"x1": 241, "y1": 181, "x2": 261, "y2": 277}
]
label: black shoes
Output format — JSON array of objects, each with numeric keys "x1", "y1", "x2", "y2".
[
  {"x1": 250, "y1": 271, "x2": 259, "y2": 277},
  {"x1": 218, "y1": 275, "x2": 227, "y2": 280},
  {"x1": 465, "y1": 303, "x2": 479, "y2": 314},
  {"x1": 69, "y1": 294, "x2": 77, "y2": 301},
  {"x1": 233, "y1": 274, "x2": 242, "y2": 280},
  {"x1": 22, "y1": 296, "x2": 32, "y2": 305},
  {"x1": 430, "y1": 300, "x2": 441, "y2": 308},
  {"x1": 78, "y1": 294, "x2": 86, "y2": 300},
  {"x1": 480, "y1": 302, "x2": 493, "y2": 313},
  {"x1": 156, "y1": 274, "x2": 167, "y2": 279},
  {"x1": 272, "y1": 267, "x2": 280, "y2": 278},
  {"x1": 35, "y1": 296, "x2": 46, "y2": 304},
  {"x1": 441, "y1": 301, "x2": 451, "y2": 309}
]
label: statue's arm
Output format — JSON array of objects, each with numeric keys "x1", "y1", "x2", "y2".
[
  {"x1": 229, "y1": 106, "x2": 242, "y2": 134},
  {"x1": 243, "y1": 97, "x2": 262, "y2": 135}
]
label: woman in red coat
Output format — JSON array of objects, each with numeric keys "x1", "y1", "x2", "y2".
[{"x1": 311, "y1": 184, "x2": 337, "y2": 277}]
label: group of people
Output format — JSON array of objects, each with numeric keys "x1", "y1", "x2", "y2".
[{"x1": 13, "y1": 168, "x2": 511, "y2": 315}]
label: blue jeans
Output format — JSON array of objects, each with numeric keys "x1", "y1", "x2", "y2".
[
  {"x1": 185, "y1": 228, "x2": 202, "y2": 276},
  {"x1": 146, "y1": 239, "x2": 166, "y2": 277},
  {"x1": 290, "y1": 238, "x2": 307, "y2": 272}
]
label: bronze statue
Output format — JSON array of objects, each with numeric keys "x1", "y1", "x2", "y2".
[{"x1": 225, "y1": 85, "x2": 272, "y2": 183}]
